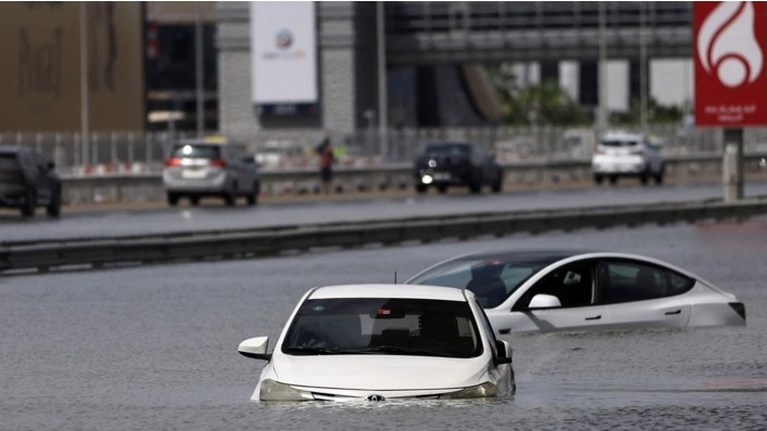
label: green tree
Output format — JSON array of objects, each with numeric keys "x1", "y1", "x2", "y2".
[{"x1": 486, "y1": 64, "x2": 588, "y2": 126}]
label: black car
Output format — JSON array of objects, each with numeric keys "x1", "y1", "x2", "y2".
[
  {"x1": 414, "y1": 142, "x2": 504, "y2": 194},
  {"x1": 0, "y1": 146, "x2": 62, "y2": 217}
]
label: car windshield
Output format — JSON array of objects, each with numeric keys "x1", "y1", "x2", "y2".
[
  {"x1": 425, "y1": 143, "x2": 471, "y2": 157},
  {"x1": 170, "y1": 144, "x2": 221, "y2": 159},
  {"x1": 281, "y1": 298, "x2": 482, "y2": 358},
  {"x1": 408, "y1": 258, "x2": 552, "y2": 308}
]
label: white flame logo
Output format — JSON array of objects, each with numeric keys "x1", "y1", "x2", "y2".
[{"x1": 698, "y1": 2, "x2": 763, "y2": 88}]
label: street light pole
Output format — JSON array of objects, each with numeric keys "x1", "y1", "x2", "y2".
[
  {"x1": 639, "y1": 2, "x2": 648, "y2": 132},
  {"x1": 376, "y1": 1, "x2": 388, "y2": 159},
  {"x1": 195, "y1": 3, "x2": 205, "y2": 138},
  {"x1": 80, "y1": 3, "x2": 90, "y2": 168},
  {"x1": 596, "y1": 2, "x2": 608, "y2": 135}
]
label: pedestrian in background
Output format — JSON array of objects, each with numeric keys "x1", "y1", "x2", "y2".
[{"x1": 316, "y1": 136, "x2": 335, "y2": 194}]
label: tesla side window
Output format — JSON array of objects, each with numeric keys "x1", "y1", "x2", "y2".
[
  {"x1": 513, "y1": 261, "x2": 594, "y2": 310},
  {"x1": 597, "y1": 260, "x2": 695, "y2": 304},
  {"x1": 410, "y1": 260, "x2": 540, "y2": 308}
]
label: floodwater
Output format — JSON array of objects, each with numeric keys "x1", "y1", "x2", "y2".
[{"x1": 2, "y1": 219, "x2": 766, "y2": 430}]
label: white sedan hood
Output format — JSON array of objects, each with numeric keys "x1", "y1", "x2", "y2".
[{"x1": 273, "y1": 354, "x2": 488, "y2": 391}]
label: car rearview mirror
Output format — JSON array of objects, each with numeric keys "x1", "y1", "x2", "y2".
[
  {"x1": 494, "y1": 339, "x2": 512, "y2": 365},
  {"x1": 238, "y1": 336, "x2": 271, "y2": 361},
  {"x1": 528, "y1": 294, "x2": 562, "y2": 310}
]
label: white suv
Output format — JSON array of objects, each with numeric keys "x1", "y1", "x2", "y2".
[
  {"x1": 591, "y1": 132, "x2": 665, "y2": 185},
  {"x1": 162, "y1": 136, "x2": 260, "y2": 206}
]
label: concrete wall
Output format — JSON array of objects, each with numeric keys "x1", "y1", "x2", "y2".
[{"x1": 217, "y1": 2, "x2": 380, "y2": 147}]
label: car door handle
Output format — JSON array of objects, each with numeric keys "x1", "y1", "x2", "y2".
[
  {"x1": 664, "y1": 309, "x2": 682, "y2": 315},
  {"x1": 585, "y1": 315, "x2": 602, "y2": 321}
]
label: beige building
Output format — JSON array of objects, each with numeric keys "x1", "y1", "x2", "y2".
[{"x1": 0, "y1": 2, "x2": 144, "y2": 132}]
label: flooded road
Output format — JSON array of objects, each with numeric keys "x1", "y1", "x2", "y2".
[{"x1": 2, "y1": 219, "x2": 766, "y2": 430}]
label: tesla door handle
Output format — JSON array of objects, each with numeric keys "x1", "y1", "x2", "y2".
[
  {"x1": 585, "y1": 315, "x2": 602, "y2": 321},
  {"x1": 498, "y1": 328, "x2": 511, "y2": 335},
  {"x1": 664, "y1": 309, "x2": 682, "y2": 315}
]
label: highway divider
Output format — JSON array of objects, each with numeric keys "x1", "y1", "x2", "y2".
[{"x1": 2, "y1": 196, "x2": 767, "y2": 275}]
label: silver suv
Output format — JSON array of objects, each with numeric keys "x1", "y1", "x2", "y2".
[
  {"x1": 591, "y1": 132, "x2": 665, "y2": 185},
  {"x1": 0, "y1": 146, "x2": 61, "y2": 217},
  {"x1": 162, "y1": 137, "x2": 260, "y2": 206}
]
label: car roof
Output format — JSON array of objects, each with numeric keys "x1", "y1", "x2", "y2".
[
  {"x1": 308, "y1": 284, "x2": 468, "y2": 302},
  {"x1": 600, "y1": 131, "x2": 644, "y2": 141},
  {"x1": 427, "y1": 142, "x2": 473, "y2": 147},
  {"x1": 0, "y1": 146, "x2": 30, "y2": 154},
  {"x1": 446, "y1": 249, "x2": 590, "y2": 265},
  {"x1": 175, "y1": 135, "x2": 238, "y2": 146}
]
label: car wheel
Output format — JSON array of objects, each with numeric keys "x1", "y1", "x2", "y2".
[
  {"x1": 415, "y1": 183, "x2": 427, "y2": 194},
  {"x1": 437, "y1": 185, "x2": 448, "y2": 194},
  {"x1": 640, "y1": 174, "x2": 649, "y2": 185},
  {"x1": 469, "y1": 181, "x2": 481, "y2": 194},
  {"x1": 167, "y1": 193, "x2": 180, "y2": 207},
  {"x1": 655, "y1": 165, "x2": 665, "y2": 185},
  {"x1": 609, "y1": 175, "x2": 618, "y2": 185},
  {"x1": 190, "y1": 196, "x2": 200, "y2": 206},
  {"x1": 594, "y1": 174, "x2": 604, "y2": 185},
  {"x1": 247, "y1": 181, "x2": 260, "y2": 206},
  {"x1": 491, "y1": 176, "x2": 503, "y2": 193},
  {"x1": 46, "y1": 187, "x2": 61, "y2": 217},
  {"x1": 20, "y1": 188, "x2": 36, "y2": 217},
  {"x1": 224, "y1": 184, "x2": 237, "y2": 206}
]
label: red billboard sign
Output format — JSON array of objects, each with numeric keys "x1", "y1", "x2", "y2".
[{"x1": 694, "y1": 2, "x2": 767, "y2": 126}]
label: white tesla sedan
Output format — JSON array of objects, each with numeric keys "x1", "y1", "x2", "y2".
[
  {"x1": 238, "y1": 284, "x2": 515, "y2": 402},
  {"x1": 407, "y1": 250, "x2": 746, "y2": 335}
]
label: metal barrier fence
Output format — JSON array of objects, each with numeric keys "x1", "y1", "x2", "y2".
[
  {"x1": 58, "y1": 154, "x2": 767, "y2": 205},
  {"x1": 3, "y1": 126, "x2": 767, "y2": 175}
]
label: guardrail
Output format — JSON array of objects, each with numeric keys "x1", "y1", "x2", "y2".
[
  {"x1": 60, "y1": 154, "x2": 767, "y2": 205},
  {"x1": 3, "y1": 196, "x2": 767, "y2": 275}
]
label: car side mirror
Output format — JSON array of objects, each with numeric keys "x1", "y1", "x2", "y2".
[
  {"x1": 238, "y1": 336, "x2": 271, "y2": 361},
  {"x1": 528, "y1": 294, "x2": 562, "y2": 310},
  {"x1": 494, "y1": 339, "x2": 512, "y2": 365}
]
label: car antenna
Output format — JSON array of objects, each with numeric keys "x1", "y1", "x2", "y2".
[{"x1": 394, "y1": 272, "x2": 398, "y2": 284}]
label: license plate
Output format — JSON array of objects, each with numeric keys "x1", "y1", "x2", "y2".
[
  {"x1": 181, "y1": 168, "x2": 206, "y2": 179},
  {"x1": 433, "y1": 172, "x2": 451, "y2": 181}
]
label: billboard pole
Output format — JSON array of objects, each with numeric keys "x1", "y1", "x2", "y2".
[{"x1": 723, "y1": 128, "x2": 744, "y2": 202}]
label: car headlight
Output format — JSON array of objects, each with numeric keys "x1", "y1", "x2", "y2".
[
  {"x1": 441, "y1": 382, "x2": 498, "y2": 399},
  {"x1": 259, "y1": 379, "x2": 312, "y2": 401}
]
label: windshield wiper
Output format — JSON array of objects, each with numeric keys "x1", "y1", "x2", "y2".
[
  {"x1": 358, "y1": 345, "x2": 453, "y2": 357},
  {"x1": 283, "y1": 346, "x2": 340, "y2": 355}
]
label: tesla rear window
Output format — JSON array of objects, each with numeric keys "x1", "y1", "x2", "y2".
[
  {"x1": 170, "y1": 144, "x2": 221, "y2": 159},
  {"x1": 408, "y1": 260, "x2": 546, "y2": 308},
  {"x1": 282, "y1": 298, "x2": 482, "y2": 358},
  {"x1": 425, "y1": 144, "x2": 471, "y2": 157},
  {"x1": 600, "y1": 140, "x2": 638, "y2": 147}
]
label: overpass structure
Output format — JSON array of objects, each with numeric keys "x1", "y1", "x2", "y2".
[
  {"x1": 217, "y1": 2, "x2": 693, "y2": 142},
  {"x1": 385, "y1": 2, "x2": 691, "y2": 64}
]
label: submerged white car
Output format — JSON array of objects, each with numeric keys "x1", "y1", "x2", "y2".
[
  {"x1": 407, "y1": 250, "x2": 746, "y2": 335},
  {"x1": 238, "y1": 284, "x2": 515, "y2": 401}
]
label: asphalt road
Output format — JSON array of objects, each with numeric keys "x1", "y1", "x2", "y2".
[{"x1": 2, "y1": 180, "x2": 767, "y2": 243}]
